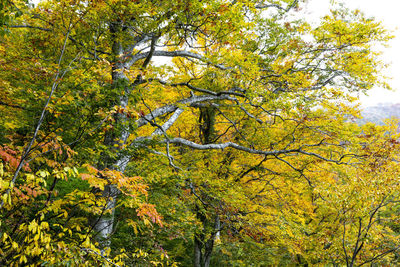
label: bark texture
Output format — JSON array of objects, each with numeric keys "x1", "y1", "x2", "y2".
[
  {"x1": 94, "y1": 21, "x2": 131, "y2": 246},
  {"x1": 193, "y1": 107, "x2": 219, "y2": 267}
]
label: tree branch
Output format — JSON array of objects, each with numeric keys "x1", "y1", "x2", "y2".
[
  {"x1": 8, "y1": 24, "x2": 51, "y2": 31},
  {"x1": 165, "y1": 137, "x2": 344, "y2": 163},
  {"x1": 126, "y1": 50, "x2": 229, "y2": 70},
  {"x1": 255, "y1": 0, "x2": 299, "y2": 12},
  {"x1": 0, "y1": 100, "x2": 29, "y2": 110},
  {"x1": 151, "y1": 108, "x2": 184, "y2": 136},
  {"x1": 0, "y1": 22, "x2": 71, "y2": 209},
  {"x1": 135, "y1": 94, "x2": 236, "y2": 128}
]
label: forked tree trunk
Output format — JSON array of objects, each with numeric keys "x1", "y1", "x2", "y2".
[{"x1": 194, "y1": 213, "x2": 220, "y2": 267}]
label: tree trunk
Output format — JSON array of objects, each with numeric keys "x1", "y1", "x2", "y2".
[
  {"x1": 94, "y1": 21, "x2": 131, "y2": 247},
  {"x1": 193, "y1": 212, "x2": 220, "y2": 267},
  {"x1": 193, "y1": 107, "x2": 218, "y2": 266},
  {"x1": 194, "y1": 234, "x2": 203, "y2": 267}
]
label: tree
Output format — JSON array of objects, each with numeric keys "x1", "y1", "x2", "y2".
[{"x1": 0, "y1": 0, "x2": 397, "y2": 266}]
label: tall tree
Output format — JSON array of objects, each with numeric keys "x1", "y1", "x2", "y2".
[{"x1": 1, "y1": 0, "x2": 398, "y2": 266}]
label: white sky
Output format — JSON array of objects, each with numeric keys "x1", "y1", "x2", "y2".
[{"x1": 304, "y1": 0, "x2": 400, "y2": 107}]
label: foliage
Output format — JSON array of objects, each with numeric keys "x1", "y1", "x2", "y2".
[{"x1": 1, "y1": 0, "x2": 400, "y2": 266}]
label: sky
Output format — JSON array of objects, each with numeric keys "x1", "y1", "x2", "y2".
[{"x1": 304, "y1": 0, "x2": 400, "y2": 107}]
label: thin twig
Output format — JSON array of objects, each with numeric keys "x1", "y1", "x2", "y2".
[{"x1": 1, "y1": 23, "x2": 71, "y2": 209}]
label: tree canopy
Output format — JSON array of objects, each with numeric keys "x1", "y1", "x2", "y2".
[{"x1": 1, "y1": 0, "x2": 400, "y2": 266}]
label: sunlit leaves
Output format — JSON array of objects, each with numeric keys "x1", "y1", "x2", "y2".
[{"x1": 0, "y1": 0, "x2": 398, "y2": 266}]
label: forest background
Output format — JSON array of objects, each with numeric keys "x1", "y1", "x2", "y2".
[{"x1": 2, "y1": 0, "x2": 400, "y2": 266}]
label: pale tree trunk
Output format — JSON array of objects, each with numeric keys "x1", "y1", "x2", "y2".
[
  {"x1": 94, "y1": 21, "x2": 131, "y2": 247},
  {"x1": 194, "y1": 235, "x2": 202, "y2": 267}
]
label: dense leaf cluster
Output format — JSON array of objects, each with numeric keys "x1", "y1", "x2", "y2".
[{"x1": 1, "y1": 0, "x2": 400, "y2": 266}]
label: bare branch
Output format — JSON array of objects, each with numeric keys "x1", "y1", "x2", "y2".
[
  {"x1": 1, "y1": 23, "x2": 71, "y2": 209},
  {"x1": 343, "y1": 218, "x2": 350, "y2": 266},
  {"x1": 141, "y1": 35, "x2": 158, "y2": 70},
  {"x1": 0, "y1": 100, "x2": 29, "y2": 110},
  {"x1": 126, "y1": 50, "x2": 229, "y2": 70},
  {"x1": 8, "y1": 24, "x2": 51, "y2": 31},
  {"x1": 152, "y1": 108, "x2": 184, "y2": 136},
  {"x1": 165, "y1": 137, "x2": 343, "y2": 163},
  {"x1": 255, "y1": 0, "x2": 299, "y2": 12},
  {"x1": 135, "y1": 94, "x2": 236, "y2": 128},
  {"x1": 359, "y1": 245, "x2": 400, "y2": 266}
]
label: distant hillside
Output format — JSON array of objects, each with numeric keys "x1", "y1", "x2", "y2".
[{"x1": 359, "y1": 103, "x2": 400, "y2": 125}]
